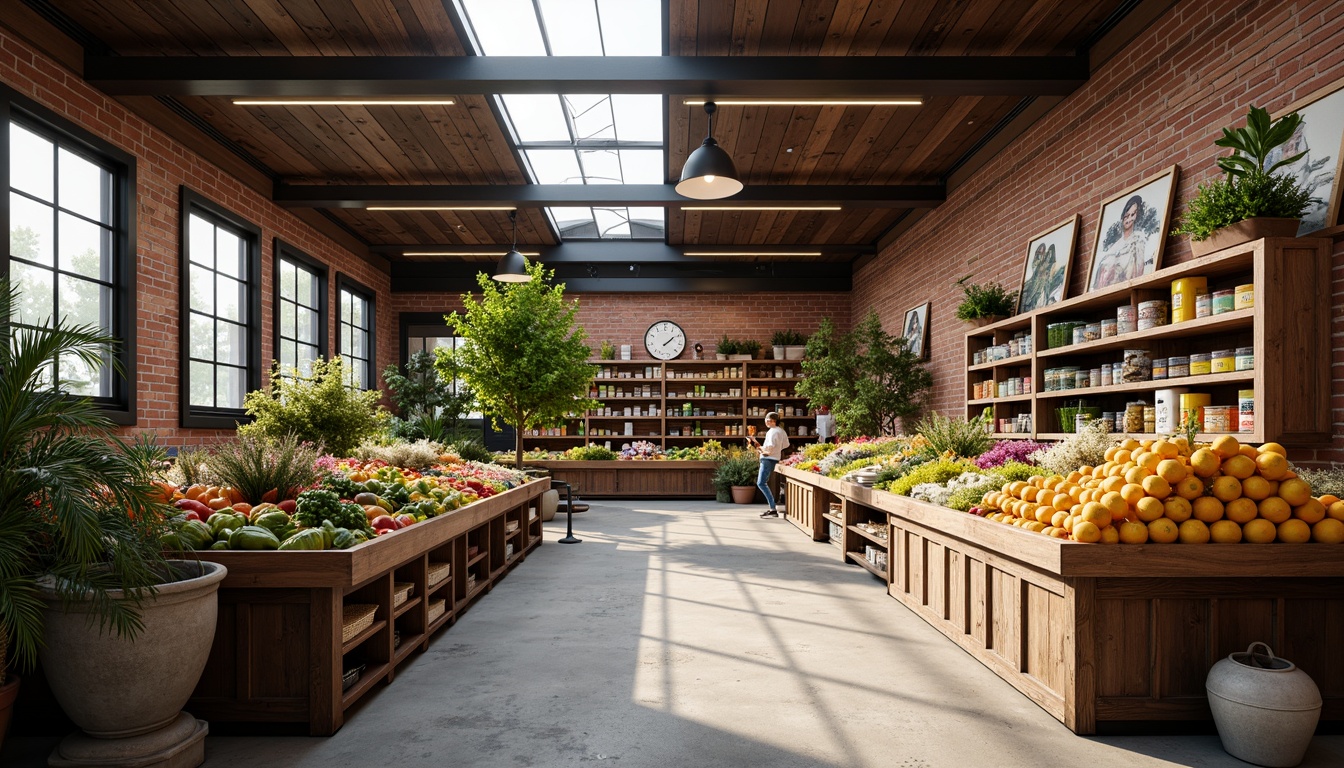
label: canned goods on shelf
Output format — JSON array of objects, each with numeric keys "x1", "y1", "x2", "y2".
[
  {"x1": 1238, "y1": 389, "x2": 1255, "y2": 433},
  {"x1": 1211, "y1": 349, "x2": 1236, "y2": 373},
  {"x1": 1152, "y1": 357, "x2": 1168, "y2": 380},
  {"x1": 1195, "y1": 293, "x2": 1212, "y2": 318},
  {"x1": 1203, "y1": 405, "x2": 1235, "y2": 433},
  {"x1": 1235, "y1": 284, "x2": 1255, "y2": 310},
  {"x1": 1137, "y1": 300, "x2": 1169, "y2": 330},
  {"x1": 1101, "y1": 318, "x2": 1118, "y2": 337},
  {"x1": 1122, "y1": 349, "x2": 1152, "y2": 382},
  {"x1": 1235, "y1": 347, "x2": 1254, "y2": 371},
  {"x1": 1212, "y1": 289, "x2": 1236, "y2": 315},
  {"x1": 1190, "y1": 352, "x2": 1212, "y2": 376},
  {"x1": 1171, "y1": 276, "x2": 1207, "y2": 323},
  {"x1": 1116, "y1": 306, "x2": 1137, "y2": 334},
  {"x1": 1167, "y1": 354, "x2": 1190, "y2": 378}
]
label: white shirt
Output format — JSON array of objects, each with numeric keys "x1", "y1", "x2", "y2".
[
  {"x1": 815, "y1": 413, "x2": 835, "y2": 440},
  {"x1": 759, "y1": 426, "x2": 790, "y2": 461}
]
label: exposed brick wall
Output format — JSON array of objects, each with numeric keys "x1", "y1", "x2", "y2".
[
  {"x1": 853, "y1": 0, "x2": 1344, "y2": 464},
  {"x1": 1, "y1": 27, "x2": 395, "y2": 446},
  {"x1": 391, "y1": 291, "x2": 850, "y2": 360}
]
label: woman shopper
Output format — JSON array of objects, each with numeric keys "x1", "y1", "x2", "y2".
[{"x1": 748, "y1": 412, "x2": 790, "y2": 518}]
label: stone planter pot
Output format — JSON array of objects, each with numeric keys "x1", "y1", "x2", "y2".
[
  {"x1": 39, "y1": 560, "x2": 226, "y2": 768},
  {"x1": 772, "y1": 345, "x2": 785, "y2": 360},
  {"x1": 784, "y1": 345, "x2": 807, "y2": 360},
  {"x1": 1206, "y1": 642, "x2": 1321, "y2": 767},
  {"x1": 715, "y1": 353, "x2": 727, "y2": 360},
  {"x1": 1190, "y1": 217, "x2": 1300, "y2": 257},
  {"x1": 538, "y1": 489, "x2": 560, "y2": 522},
  {"x1": 729, "y1": 354, "x2": 752, "y2": 361},
  {"x1": 730, "y1": 485, "x2": 757, "y2": 504},
  {"x1": 967, "y1": 315, "x2": 1005, "y2": 328},
  {"x1": 0, "y1": 673, "x2": 19, "y2": 754}
]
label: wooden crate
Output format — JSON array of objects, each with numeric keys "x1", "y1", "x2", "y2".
[
  {"x1": 779, "y1": 466, "x2": 1344, "y2": 733},
  {"x1": 529, "y1": 460, "x2": 718, "y2": 497},
  {"x1": 188, "y1": 480, "x2": 545, "y2": 735}
]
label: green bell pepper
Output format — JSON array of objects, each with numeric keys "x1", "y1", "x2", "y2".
[
  {"x1": 228, "y1": 525, "x2": 281, "y2": 550},
  {"x1": 207, "y1": 511, "x2": 247, "y2": 539}
]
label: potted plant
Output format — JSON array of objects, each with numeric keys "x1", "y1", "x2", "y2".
[
  {"x1": 737, "y1": 339, "x2": 762, "y2": 361},
  {"x1": 770, "y1": 330, "x2": 790, "y2": 361},
  {"x1": 771, "y1": 329, "x2": 807, "y2": 360},
  {"x1": 1172, "y1": 105, "x2": 1317, "y2": 256},
  {"x1": 599, "y1": 340, "x2": 616, "y2": 360},
  {"x1": 954, "y1": 276, "x2": 1017, "y2": 326},
  {"x1": 0, "y1": 279, "x2": 223, "y2": 765},
  {"x1": 715, "y1": 334, "x2": 734, "y2": 360},
  {"x1": 713, "y1": 451, "x2": 761, "y2": 504}
]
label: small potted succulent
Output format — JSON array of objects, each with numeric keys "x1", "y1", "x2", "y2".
[
  {"x1": 954, "y1": 276, "x2": 1017, "y2": 326},
  {"x1": 1172, "y1": 105, "x2": 1317, "y2": 256}
]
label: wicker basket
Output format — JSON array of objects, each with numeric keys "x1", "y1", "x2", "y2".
[
  {"x1": 427, "y1": 562, "x2": 451, "y2": 586},
  {"x1": 427, "y1": 598, "x2": 446, "y2": 624},
  {"x1": 505, "y1": 520, "x2": 519, "y2": 533},
  {"x1": 393, "y1": 582, "x2": 414, "y2": 607},
  {"x1": 342, "y1": 604, "x2": 378, "y2": 643}
]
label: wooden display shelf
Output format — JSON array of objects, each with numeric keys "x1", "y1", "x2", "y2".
[
  {"x1": 188, "y1": 480, "x2": 545, "y2": 735},
  {"x1": 849, "y1": 525, "x2": 889, "y2": 547},
  {"x1": 846, "y1": 551, "x2": 887, "y2": 579},
  {"x1": 779, "y1": 465, "x2": 1344, "y2": 734},
  {"x1": 968, "y1": 392, "x2": 1033, "y2": 406},
  {"x1": 1036, "y1": 309, "x2": 1253, "y2": 359},
  {"x1": 528, "y1": 459, "x2": 718, "y2": 498},
  {"x1": 1037, "y1": 431, "x2": 1262, "y2": 442},
  {"x1": 964, "y1": 237, "x2": 1331, "y2": 444}
]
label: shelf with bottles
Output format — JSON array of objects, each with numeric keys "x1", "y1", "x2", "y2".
[
  {"x1": 588, "y1": 404, "x2": 662, "y2": 418},
  {"x1": 591, "y1": 361, "x2": 663, "y2": 379},
  {"x1": 664, "y1": 362, "x2": 744, "y2": 380},
  {"x1": 590, "y1": 382, "x2": 661, "y2": 399}
]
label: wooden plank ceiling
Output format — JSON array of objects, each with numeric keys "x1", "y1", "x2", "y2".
[{"x1": 37, "y1": 0, "x2": 1132, "y2": 268}]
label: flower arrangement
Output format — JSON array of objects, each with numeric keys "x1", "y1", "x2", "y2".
[
  {"x1": 975, "y1": 440, "x2": 1049, "y2": 469},
  {"x1": 1027, "y1": 420, "x2": 1114, "y2": 477},
  {"x1": 619, "y1": 440, "x2": 663, "y2": 460}
]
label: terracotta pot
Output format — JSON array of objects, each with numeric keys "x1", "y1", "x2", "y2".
[
  {"x1": 1190, "y1": 217, "x2": 1300, "y2": 257},
  {"x1": 730, "y1": 485, "x2": 757, "y2": 504},
  {"x1": 39, "y1": 560, "x2": 225, "y2": 767},
  {"x1": 1207, "y1": 642, "x2": 1321, "y2": 767},
  {"x1": 0, "y1": 673, "x2": 19, "y2": 753}
]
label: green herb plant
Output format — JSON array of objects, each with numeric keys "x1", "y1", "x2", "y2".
[
  {"x1": 914, "y1": 410, "x2": 994, "y2": 458},
  {"x1": 715, "y1": 334, "x2": 737, "y2": 356},
  {"x1": 599, "y1": 340, "x2": 616, "y2": 360},
  {"x1": 205, "y1": 433, "x2": 320, "y2": 504},
  {"x1": 954, "y1": 276, "x2": 1018, "y2": 321},
  {"x1": 241, "y1": 358, "x2": 389, "y2": 456},
  {"x1": 1172, "y1": 105, "x2": 1317, "y2": 241}
]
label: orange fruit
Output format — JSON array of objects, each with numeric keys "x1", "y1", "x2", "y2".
[
  {"x1": 1049, "y1": 527, "x2": 1069, "y2": 539},
  {"x1": 1186, "y1": 496, "x2": 1219, "y2": 523},
  {"x1": 1243, "y1": 518, "x2": 1277, "y2": 543},
  {"x1": 1148, "y1": 518, "x2": 1179, "y2": 543},
  {"x1": 1279, "y1": 478, "x2": 1312, "y2": 506},
  {"x1": 1239, "y1": 444, "x2": 1261, "y2": 459},
  {"x1": 1221, "y1": 455, "x2": 1256, "y2": 480},
  {"x1": 1062, "y1": 515, "x2": 1076, "y2": 533},
  {"x1": 1142, "y1": 475, "x2": 1173, "y2": 499},
  {"x1": 1072, "y1": 520, "x2": 1102, "y2": 543},
  {"x1": 1119, "y1": 521, "x2": 1149, "y2": 544},
  {"x1": 1100, "y1": 492, "x2": 1129, "y2": 520},
  {"x1": 1224, "y1": 497, "x2": 1259, "y2": 524},
  {"x1": 1178, "y1": 519, "x2": 1210, "y2": 544},
  {"x1": 1022, "y1": 486, "x2": 1040, "y2": 502},
  {"x1": 1294, "y1": 498, "x2": 1327, "y2": 524},
  {"x1": 1153, "y1": 439, "x2": 1179, "y2": 459},
  {"x1": 1104, "y1": 446, "x2": 1121, "y2": 462},
  {"x1": 1175, "y1": 475, "x2": 1206, "y2": 500},
  {"x1": 1210, "y1": 476, "x2": 1242, "y2": 502},
  {"x1": 1050, "y1": 492, "x2": 1073, "y2": 512},
  {"x1": 1312, "y1": 518, "x2": 1344, "y2": 544},
  {"x1": 1257, "y1": 442, "x2": 1287, "y2": 456},
  {"x1": 1277, "y1": 519, "x2": 1311, "y2": 543},
  {"x1": 1156, "y1": 459, "x2": 1188, "y2": 483},
  {"x1": 1035, "y1": 506, "x2": 1056, "y2": 524},
  {"x1": 1138, "y1": 452, "x2": 1163, "y2": 472},
  {"x1": 1101, "y1": 475, "x2": 1126, "y2": 494},
  {"x1": 1254, "y1": 451, "x2": 1289, "y2": 480},
  {"x1": 1241, "y1": 475, "x2": 1272, "y2": 501},
  {"x1": 1100, "y1": 525, "x2": 1121, "y2": 544},
  {"x1": 1135, "y1": 496, "x2": 1166, "y2": 522},
  {"x1": 1258, "y1": 496, "x2": 1293, "y2": 524},
  {"x1": 1120, "y1": 483, "x2": 1146, "y2": 506},
  {"x1": 1114, "y1": 448, "x2": 1133, "y2": 464},
  {"x1": 1051, "y1": 510, "x2": 1068, "y2": 528},
  {"x1": 1078, "y1": 503, "x2": 1111, "y2": 529},
  {"x1": 1328, "y1": 501, "x2": 1344, "y2": 522},
  {"x1": 1120, "y1": 438, "x2": 1140, "y2": 451},
  {"x1": 1189, "y1": 449, "x2": 1221, "y2": 478},
  {"x1": 1210, "y1": 520, "x2": 1243, "y2": 543},
  {"x1": 1125, "y1": 465, "x2": 1152, "y2": 485},
  {"x1": 1211, "y1": 435, "x2": 1241, "y2": 459},
  {"x1": 1318, "y1": 494, "x2": 1340, "y2": 506}
]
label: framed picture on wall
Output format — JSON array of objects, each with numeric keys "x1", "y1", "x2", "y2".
[
  {"x1": 1017, "y1": 214, "x2": 1079, "y2": 314},
  {"x1": 902, "y1": 302, "x2": 930, "y2": 359},
  {"x1": 1086, "y1": 166, "x2": 1179, "y2": 293},
  {"x1": 1272, "y1": 77, "x2": 1344, "y2": 235}
]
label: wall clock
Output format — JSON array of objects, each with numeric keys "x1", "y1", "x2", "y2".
[{"x1": 644, "y1": 320, "x2": 686, "y2": 360}]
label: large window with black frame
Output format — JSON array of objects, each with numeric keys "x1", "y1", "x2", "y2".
[
  {"x1": 5, "y1": 97, "x2": 137, "y2": 422},
  {"x1": 180, "y1": 188, "x2": 261, "y2": 428},
  {"x1": 337, "y1": 275, "x2": 375, "y2": 390},
  {"x1": 274, "y1": 240, "x2": 327, "y2": 377}
]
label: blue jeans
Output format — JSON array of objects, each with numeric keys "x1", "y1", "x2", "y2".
[{"x1": 757, "y1": 458, "x2": 779, "y2": 510}]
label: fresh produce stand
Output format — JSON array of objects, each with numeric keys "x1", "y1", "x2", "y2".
[
  {"x1": 186, "y1": 479, "x2": 546, "y2": 735},
  {"x1": 779, "y1": 465, "x2": 1344, "y2": 734},
  {"x1": 527, "y1": 460, "x2": 718, "y2": 498}
]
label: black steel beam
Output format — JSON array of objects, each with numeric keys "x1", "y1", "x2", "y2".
[
  {"x1": 390, "y1": 260, "x2": 851, "y2": 293},
  {"x1": 276, "y1": 183, "x2": 943, "y2": 209},
  {"x1": 84, "y1": 55, "x2": 1088, "y2": 98},
  {"x1": 371, "y1": 242, "x2": 873, "y2": 263}
]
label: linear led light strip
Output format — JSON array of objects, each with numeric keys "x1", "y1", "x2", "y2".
[
  {"x1": 683, "y1": 99, "x2": 921, "y2": 106},
  {"x1": 368, "y1": 206, "x2": 516, "y2": 211},
  {"x1": 405, "y1": 251, "x2": 542, "y2": 257},
  {"x1": 233, "y1": 99, "x2": 456, "y2": 106},
  {"x1": 683, "y1": 251, "x2": 823, "y2": 257},
  {"x1": 680, "y1": 206, "x2": 841, "y2": 211}
]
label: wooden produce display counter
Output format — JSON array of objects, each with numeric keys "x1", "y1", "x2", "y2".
[
  {"x1": 779, "y1": 466, "x2": 1344, "y2": 734},
  {"x1": 528, "y1": 459, "x2": 717, "y2": 498},
  {"x1": 188, "y1": 480, "x2": 546, "y2": 735}
]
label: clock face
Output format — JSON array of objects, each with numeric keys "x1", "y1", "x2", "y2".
[{"x1": 644, "y1": 320, "x2": 686, "y2": 360}]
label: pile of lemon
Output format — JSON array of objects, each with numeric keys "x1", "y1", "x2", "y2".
[{"x1": 976, "y1": 436, "x2": 1344, "y2": 544}]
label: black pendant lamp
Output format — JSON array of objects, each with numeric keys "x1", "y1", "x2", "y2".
[
  {"x1": 675, "y1": 102, "x2": 743, "y2": 200},
  {"x1": 492, "y1": 211, "x2": 532, "y2": 283}
]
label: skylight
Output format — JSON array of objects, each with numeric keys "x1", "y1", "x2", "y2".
[{"x1": 456, "y1": 0, "x2": 665, "y2": 241}]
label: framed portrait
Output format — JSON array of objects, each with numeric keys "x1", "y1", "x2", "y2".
[
  {"x1": 1087, "y1": 166, "x2": 1179, "y2": 293},
  {"x1": 902, "y1": 302, "x2": 930, "y2": 359},
  {"x1": 1017, "y1": 214, "x2": 1079, "y2": 314},
  {"x1": 1273, "y1": 77, "x2": 1344, "y2": 235}
]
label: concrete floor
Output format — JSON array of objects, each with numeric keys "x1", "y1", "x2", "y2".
[{"x1": 6, "y1": 498, "x2": 1344, "y2": 767}]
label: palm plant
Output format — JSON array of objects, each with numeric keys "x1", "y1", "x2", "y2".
[{"x1": 0, "y1": 279, "x2": 173, "y2": 683}]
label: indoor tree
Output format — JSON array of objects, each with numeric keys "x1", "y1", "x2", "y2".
[
  {"x1": 383, "y1": 350, "x2": 476, "y2": 442},
  {"x1": 797, "y1": 311, "x2": 932, "y2": 438},
  {"x1": 443, "y1": 261, "x2": 596, "y2": 468}
]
